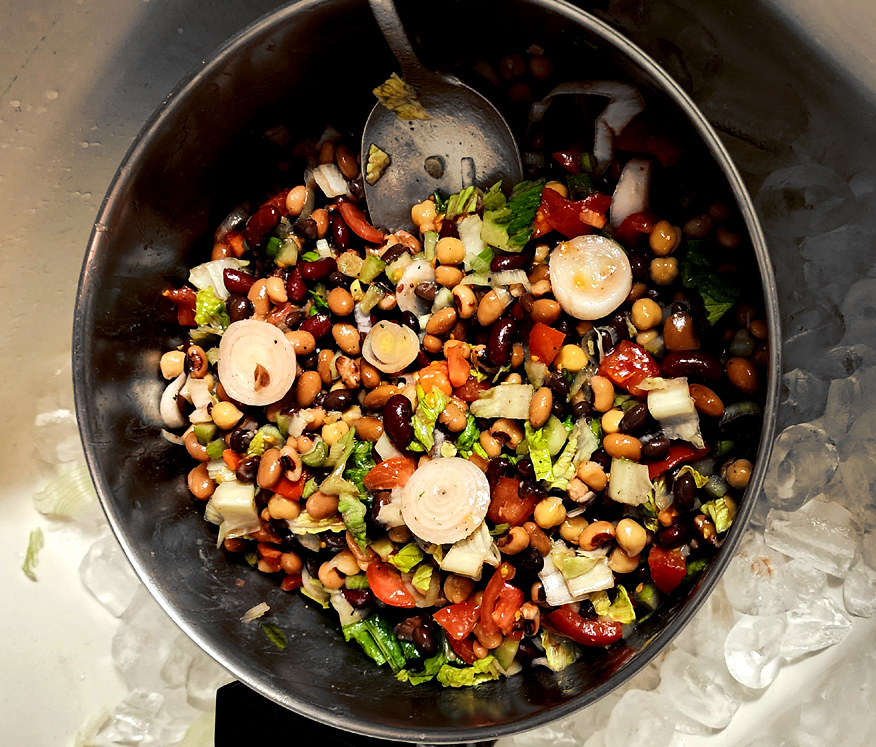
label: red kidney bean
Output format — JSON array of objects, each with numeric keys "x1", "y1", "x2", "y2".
[
  {"x1": 656, "y1": 522, "x2": 689, "y2": 548},
  {"x1": 415, "y1": 346, "x2": 431, "y2": 368},
  {"x1": 285, "y1": 265, "x2": 307, "y2": 303},
  {"x1": 342, "y1": 587, "x2": 373, "y2": 609},
  {"x1": 487, "y1": 317, "x2": 516, "y2": 367},
  {"x1": 300, "y1": 257, "x2": 337, "y2": 282},
  {"x1": 299, "y1": 312, "x2": 331, "y2": 340},
  {"x1": 490, "y1": 251, "x2": 533, "y2": 273},
  {"x1": 383, "y1": 394, "x2": 414, "y2": 445},
  {"x1": 243, "y1": 204, "x2": 280, "y2": 247},
  {"x1": 330, "y1": 213, "x2": 352, "y2": 250},
  {"x1": 224, "y1": 267, "x2": 256, "y2": 295},
  {"x1": 661, "y1": 350, "x2": 723, "y2": 381},
  {"x1": 438, "y1": 220, "x2": 459, "y2": 239}
]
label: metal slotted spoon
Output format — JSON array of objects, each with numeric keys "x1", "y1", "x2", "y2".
[{"x1": 361, "y1": 0, "x2": 523, "y2": 232}]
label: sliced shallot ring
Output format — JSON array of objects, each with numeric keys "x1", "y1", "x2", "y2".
[
  {"x1": 401, "y1": 458, "x2": 491, "y2": 545},
  {"x1": 610, "y1": 157, "x2": 653, "y2": 228},
  {"x1": 159, "y1": 372, "x2": 187, "y2": 429},
  {"x1": 218, "y1": 319, "x2": 297, "y2": 406},
  {"x1": 362, "y1": 321, "x2": 419, "y2": 374},
  {"x1": 395, "y1": 258, "x2": 436, "y2": 317},
  {"x1": 530, "y1": 81, "x2": 645, "y2": 175}
]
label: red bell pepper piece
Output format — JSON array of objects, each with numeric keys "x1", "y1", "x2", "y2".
[
  {"x1": 597, "y1": 340, "x2": 661, "y2": 398},
  {"x1": 552, "y1": 149, "x2": 583, "y2": 174},
  {"x1": 615, "y1": 210, "x2": 658, "y2": 247},
  {"x1": 280, "y1": 574, "x2": 304, "y2": 592},
  {"x1": 272, "y1": 475, "x2": 304, "y2": 500},
  {"x1": 648, "y1": 546, "x2": 687, "y2": 594},
  {"x1": 446, "y1": 634, "x2": 478, "y2": 664},
  {"x1": 529, "y1": 322, "x2": 566, "y2": 366},
  {"x1": 337, "y1": 201, "x2": 384, "y2": 244},
  {"x1": 647, "y1": 443, "x2": 711, "y2": 481},
  {"x1": 163, "y1": 287, "x2": 197, "y2": 327},
  {"x1": 546, "y1": 607, "x2": 624, "y2": 646},
  {"x1": 480, "y1": 562, "x2": 523, "y2": 636}
]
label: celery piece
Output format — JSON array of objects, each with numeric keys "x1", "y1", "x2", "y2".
[
  {"x1": 260, "y1": 623, "x2": 287, "y2": 651},
  {"x1": 359, "y1": 284, "x2": 385, "y2": 313},
  {"x1": 266, "y1": 236, "x2": 282, "y2": 259},
  {"x1": 22, "y1": 528, "x2": 44, "y2": 582},
  {"x1": 301, "y1": 440, "x2": 328, "y2": 467},
  {"x1": 275, "y1": 412, "x2": 293, "y2": 438},
  {"x1": 205, "y1": 438, "x2": 226, "y2": 461},
  {"x1": 275, "y1": 238, "x2": 299, "y2": 268},
  {"x1": 346, "y1": 573, "x2": 370, "y2": 590},
  {"x1": 423, "y1": 231, "x2": 439, "y2": 261},
  {"x1": 193, "y1": 422, "x2": 217, "y2": 446},
  {"x1": 358, "y1": 255, "x2": 386, "y2": 284}
]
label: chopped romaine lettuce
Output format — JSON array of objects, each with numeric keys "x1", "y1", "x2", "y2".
[
  {"x1": 437, "y1": 655, "x2": 501, "y2": 687},
  {"x1": 338, "y1": 493, "x2": 369, "y2": 550},
  {"x1": 344, "y1": 439, "x2": 376, "y2": 496},
  {"x1": 412, "y1": 384, "x2": 449, "y2": 452},
  {"x1": 455, "y1": 415, "x2": 480, "y2": 458},
  {"x1": 287, "y1": 512, "x2": 346, "y2": 535},
  {"x1": 300, "y1": 567, "x2": 331, "y2": 609},
  {"x1": 412, "y1": 564, "x2": 433, "y2": 594},
  {"x1": 22, "y1": 527, "x2": 44, "y2": 582},
  {"x1": 549, "y1": 431, "x2": 578, "y2": 490},
  {"x1": 701, "y1": 497, "x2": 736, "y2": 533},
  {"x1": 589, "y1": 590, "x2": 611, "y2": 616},
  {"x1": 438, "y1": 522, "x2": 500, "y2": 581},
  {"x1": 397, "y1": 648, "x2": 447, "y2": 685},
  {"x1": 444, "y1": 186, "x2": 481, "y2": 219},
  {"x1": 470, "y1": 384, "x2": 533, "y2": 420},
  {"x1": 537, "y1": 630, "x2": 581, "y2": 672},
  {"x1": 457, "y1": 214, "x2": 487, "y2": 272},
  {"x1": 678, "y1": 464, "x2": 709, "y2": 488},
  {"x1": 524, "y1": 422, "x2": 554, "y2": 482},
  {"x1": 642, "y1": 377, "x2": 705, "y2": 449},
  {"x1": 608, "y1": 458, "x2": 652, "y2": 506},
  {"x1": 389, "y1": 543, "x2": 424, "y2": 573},
  {"x1": 480, "y1": 179, "x2": 545, "y2": 252},
  {"x1": 203, "y1": 481, "x2": 259, "y2": 547},
  {"x1": 605, "y1": 586, "x2": 636, "y2": 625}
]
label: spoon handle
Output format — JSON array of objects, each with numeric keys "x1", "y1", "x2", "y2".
[{"x1": 369, "y1": 0, "x2": 431, "y2": 87}]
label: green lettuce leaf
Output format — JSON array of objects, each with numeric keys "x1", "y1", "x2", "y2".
[
  {"x1": 246, "y1": 425, "x2": 284, "y2": 457},
  {"x1": 437, "y1": 655, "x2": 501, "y2": 688},
  {"x1": 338, "y1": 493, "x2": 369, "y2": 550},
  {"x1": 445, "y1": 186, "x2": 482, "y2": 219},
  {"x1": 539, "y1": 630, "x2": 581, "y2": 672},
  {"x1": 412, "y1": 564, "x2": 433, "y2": 594},
  {"x1": 194, "y1": 286, "x2": 230, "y2": 329},
  {"x1": 524, "y1": 422, "x2": 554, "y2": 482},
  {"x1": 678, "y1": 464, "x2": 709, "y2": 488},
  {"x1": 589, "y1": 590, "x2": 611, "y2": 616},
  {"x1": 397, "y1": 648, "x2": 447, "y2": 685},
  {"x1": 344, "y1": 438, "x2": 376, "y2": 497},
  {"x1": 389, "y1": 543, "x2": 424, "y2": 573},
  {"x1": 412, "y1": 384, "x2": 449, "y2": 452},
  {"x1": 480, "y1": 179, "x2": 545, "y2": 252},
  {"x1": 701, "y1": 497, "x2": 735, "y2": 533},
  {"x1": 22, "y1": 527, "x2": 44, "y2": 582},
  {"x1": 549, "y1": 432, "x2": 578, "y2": 490},
  {"x1": 605, "y1": 586, "x2": 636, "y2": 625},
  {"x1": 455, "y1": 414, "x2": 480, "y2": 457}
]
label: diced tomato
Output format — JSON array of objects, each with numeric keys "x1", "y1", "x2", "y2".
[
  {"x1": 418, "y1": 361, "x2": 452, "y2": 396},
  {"x1": 597, "y1": 340, "x2": 661, "y2": 397},
  {"x1": 433, "y1": 601, "x2": 479, "y2": 641},
  {"x1": 163, "y1": 287, "x2": 197, "y2": 327},
  {"x1": 532, "y1": 187, "x2": 613, "y2": 240},
  {"x1": 453, "y1": 376, "x2": 490, "y2": 403},
  {"x1": 480, "y1": 562, "x2": 523, "y2": 636},
  {"x1": 552, "y1": 148, "x2": 583, "y2": 174},
  {"x1": 647, "y1": 443, "x2": 711, "y2": 481},
  {"x1": 225, "y1": 230, "x2": 246, "y2": 258},
  {"x1": 446, "y1": 634, "x2": 478, "y2": 664},
  {"x1": 615, "y1": 210, "x2": 658, "y2": 247},
  {"x1": 272, "y1": 475, "x2": 304, "y2": 500},
  {"x1": 222, "y1": 449, "x2": 243, "y2": 472},
  {"x1": 545, "y1": 606, "x2": 624, "y2": 646},
  {"x1": 257, "y1": 543, "x2": 282, "y2": 560},
  {"x1": 648, "y1": 546, "x2": 687, "y2": 594},
  {"x1": 366, "y1": 560, "x2": 416, "y2": 608},
  {"x1": 446, "y1": 346, "x2": 470, "y2": 388},
  {"x1": 281, "y1": 574, "x2": 304, "y2": 592},
  {"x1": 262, "y1": 188, "x2": 292, "y2": 217},
  {"x1": 614, "y1": 113, "x2": 684, "y2": 167},
  {"x1": 488, "y1": 476, "x2": 537, "y2": 526},
  {"x1": 529, "y1": 322, "x2": 566, "y2": 366},
  {"x1": 363, "y1": 457, "x2": 416, "y2": 491},
  {"x1": 338, "y1": 201, "x2": 384, "y2": 244}
]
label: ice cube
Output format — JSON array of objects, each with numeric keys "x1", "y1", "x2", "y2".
[
  {"x1": 822, "y1": 377, "x2": 863, "y2": 442},
  {"x1": 86, "y1": 690, "x2": 164, "y2": 746},
  {"x1": 781, "y1": 301, "x2": 845, "y2": 373},
  {"x1": 605, "y1": 690, "x2": 677, "y2": 747},
  {"x1": 779, "y1": 368, "x2": 829, "y2": 426},
  {"x1": 799, "y1": 225, "x2": 876, "y2": 307},
  {"x1": 79, "y1": 533, "x2": 140, "y2": 618},
  {"x1": 722, "y1": 534, "x2": 793, "y2": 616},
  {"x1": 863, "y1": 531, "x2": 876, "y2": 567},
  {"x1": 842, "y1": 555, "x2": 876, "y2": 617},
  {"x1": 674, "y1": 583, "x2": 735, "y2": 660},
  {"x1": 186, "y1": 651, "x2": 234, "y2": 711},
  {"x1": 112, "y1": 587, "x2": 180, "y2": 690},
  {"x1": 723, "y1": 615, "x2": 786, "y2": 689},
  {"x1": 781, "y1": 597, "x2": 852, "y2": 658},
  {"x1": 659, "y1": 648, "x2": 740, "y2": 729},
  {"x1": 840, "y1": 278, "x2": 876, "y2": 348},
  {"x1": 161, "y1": 634, "x2": 200, "y2": 689},
  {"x1": 764, "y1": 498, "x2": 860, "y2": 577},
  {"x1": 778, "y1": 557, "x2": 826, "y2": 600},
  {"x1": 753, "y1": 163, "x2": 856, "y2": 239},
  {"x1": 762, "y1": 424, "x2": 838, "y2": 511},
  {"x1": 823, "y1": 454, "x2": 876, "y2": 532}
]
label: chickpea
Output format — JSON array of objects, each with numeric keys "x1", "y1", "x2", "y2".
[
  {"x1": 726, "y1": 458, "x2": 753, "y2": 490},
  {"x1": 355, "y1": 416, "x2": 384, "y2": 441},
  {"x1": 297, "y1": 435, "x2": 314, "y2": 454},
  {"x1": 635, "y1": 329, "x2": 659, "y2": 348},
  {"x1": 411, "y1": 199, "x2": 437, "y2": 228},
  {"x1": 477, "y1": 289, "x2": 511, "y2": 326},
  {"x1": 559, "y1": 516, "x2": 588, "y2": 545},
  {"x1": 590, "y1": 375, "x2": 615, "y2": 412},
  {"x1": 533, "y1": 243, "x2": 550, "y2": 264},
  {"x1": 529, "y1": 387, "x2": 553, "y2": 429},
  {"x1": 630, "y1": 298, "x2": 662, "y2": 331},
  {"x1": 616, "y1": 518, "x2": 647, "y2": 556},
  {"x1": 306, "y1": 490, "x2": 339, "y2": 520},
  {"x1": 534, "y1": 496, "x2": 566, "y2": 529},
  {"x1": 296, "y1": 370, "x2": 323, "y2": 407},
  {"x1": 285, "y1": 185, "x2": 309, "y2": 216},
  {"x1": 286, "y1": 330, "x2": 316, "y2": 356},
  {"x1": 444, "y1": 574, "x2": 476, "y2": 604},
  {"x1": 579, "y1": 520, "x2": 616, "y2": 551},
  {"x1": 183, "y1": 429, "x2": 209, "y2": 462},
  {"x1": 557, "y1": 344, "x2": 586, "y2": 372},
  {"x1": 436, "y1": 237, "x2": 466, "y2": 265},
  {"x1": 649, "y1": 220, "x2": 682, "y2": 256},
  {"x1": 497, "y1": 526, "x2": 530, "y2": 555},
  {"x1": 452, "y1": 285, "x2": 478, "y2": 319},
  {"x1": 327, "y1": 287, "x2": 354, "y2": 316},
  {"x1": 321, "y1": 420, "x2": 350, "y2": 446},
  {"x1": 600, "y1": 408, "x2": 625, "y2": 435},
  {"x1": 212, "y1": 401, "x2": 242, "y2": 430},
  {"x1": 311, "y1": 208, "x2": 329, "y2": 238},
  {"x1": 187, "y1": 463, "x2": 216, "y2": 500},
  {"x1": 650, "y1": 257, "x2": 679, "y2": 286},
  {"x1": 576, "y1": 461, "x2": 608, "y2": 491},
  {"x1": 160, "y1": 350, "x2": 185, "y2": 379},
  {"x1": 435, "y1": 265, "x2": 464, "y2": 287},
  {"x1": 268, "y1": 494, "x2": 301, "y2": 520},
  {"x1": 608, "y1": 546, "x2": 640, "y2": 574},
  {"x1": 531, "y1": 299, "x2": 562, "y2": 324},
  {"x1": 266, "y1": 276, "x2": 288, "y2": 304},
  {"x1": 332, "y1": 323, "x2": 361, "y2": 356},
  {"x1": 603, "y1": 432, "x2": 643, "y2": 461},
  {"x1": 425, "y1": 307, "x2": 458, "y2": 336}
]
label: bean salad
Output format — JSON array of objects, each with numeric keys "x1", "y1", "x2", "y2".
[{"x1": 158, "y1": 48, "x2": 768, "y2": 687}]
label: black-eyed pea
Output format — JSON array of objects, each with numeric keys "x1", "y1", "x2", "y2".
[
  {"x1": 497, "y1": 526, "x2": 530, "y2": 555},
  {"x1": 490, "y1": 418, "x2": 524, "y2": 449},
  {"x1": 479, "y1": 431, "x2": 503, "y2": 458},
  {"x1": 280, "y1": 551, "x2": 303, "y2": 575},
  {"x1": 185, "y1": 345, "x2": 208, "y2": 378},
  {"x1": 534, "y1": 496, "x2": 566, "y2": 529},
  {"x1": 318, "y1": 560, "x2": 346, "y2": 590},
  {"x1": 435, "y1": 265, "x2": 464, "y2": 287},
  {"x1": 425, "y1": 307, "x2": 457, "y2": 336},
  {"x1": 529, "y1": 386, "x2": 553, "y2": 429},
  {"x1": 603, "y1": 433, "x2": 642, "y2": 461},
  {"x1": 160, "y1": 350, "x2": 185, "y2": 379},
  {"x1": 476, "y1": 289, "x2": 511, "y2": 326},
  {"x1": 183, "y1": 429, "x2": 209, "y2": 462},
  {"x1": 601, "y1": 408, "x2": 625, "y2": 435},
  {"x1": 257, "y1": 448, "x2": 282, "y2": 489},
  {"x1": 438, "y1": 401, "x2": 467, "y2": 432},
  {"x1": 444, "y1": 573, "x2": 476, "y2": 604},
  {"x1": 616, "y1": 518, "x2": 647, "y2": 556},
  {"x1": 268, "y1": 494, "x2": 301, "y2": 520},
  {"x1": 559, "y1": 516, "x2": 588, "y2": 545},
  {"x1": 590, "y1": 375, "x2": 615, "y2": 412},
  {"x1": 423, "y1": 334, "x2": 443, "y2": 353},
  {"x1": 607, "y1": 546, "x2": 640, "y2": 574},
  {"x1": 452, "y1": 285, "x2": 478, "y2": 319},
  {"x1": 576, "y1": 461, "x2": 608, "y2": 491},
  {"x1": 578, "y1": 520, "x2": 616, "y2": 551}
]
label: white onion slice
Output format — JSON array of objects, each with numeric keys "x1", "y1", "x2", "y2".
[
  {"x1": 549, "y1": 235, "x2": 632, "y2": 320},
  {"x1": 395, "y1": 258, "x2": 436, "y2": 317},
  {"x1": 160, "y1": 373, "x2": 187, "y2": 428},
  {"x1": 401, "y1": 458, "x2": 491, "y2": 545},
  {"x1": 362, "y1": 321, "x2": 419, "y2": 374},
  {"x1": 610, "y1": 157, "x2": 652, "y2": 228},
  {"x1": 218, "y1": 319, "x2": 297, "y2": 406}
]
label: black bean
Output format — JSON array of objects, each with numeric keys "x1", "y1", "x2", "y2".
[
  {"x1": 608, "y1": 311, "x2": 631, "y2": 341},
  {"x1": 487, "y1": 457, "x2": 513, "y2": 492},
  {"x1": 401, "y1": 310, "x2": 420, "y2": 332},
  {"x1": 518, "y1": 479, "x2": 544, "y2": 501},
  {"x1": 328, "y1": 271, "x2": 351, "y2": 289},
  {"x1": 384, "y1": 394, "x2": 414, "y2": 445},
  {"x1": 312, "y1": 391, "x2": 327, "y2": 409},
  {"x1": 516, "y1": 638, "x2": 540, "y2": 667},
  {"x1": 618, "y1": 402, "x2": 648, "y2": 434},
  {"x1": 656, "y1": 522, "x2": 689, "y2": 548},
  {"x1": 572, "y1": 400, "x2": 592, "y2": 419},
  {"x1": 515, "y1": 457, "x2": 536, "y2": 482},
  {"x1": 235, "y1": 455, "x2": 260, "y2": 484},
  {"x1": 590, "y1": 449, "x2": 611, "y2": 471},
  {"x1": 673, "y1": 472, "x2": 698, "y2": 510},
  {"x1": 641, "y1": 436, "x2": 671, "y2": 461},
  {"x1": 551, "y1": 398, "x2": 567, "y2": 419},
  {"x1": 628, "y1": 252, "x2": 647, "y2": 279},
  {"x1": 324, "y1": 533, "x2": 348, "y2": 553},
  {"x1": 329, "y1": 213, "x2": 351, "y2": 250},
  {"x1": 490, "y1": 252, "x2": 533, "y2": 273},
  {"x1": 293, "y1": 217, "x2": 319, "y2": 240},
  {"x1": 323, "y1": 388, "x2": 355, "y2": 412},
  {"x1": 342, "y1": 588, "x2": 373, "y2": 609},
  {"x1": 371, "y1": 491, "x2": 392, "y2": 524},
  {"x1": 413, "y1": 624, "x2": 437, "y2": 657},
  {"x1": 487, "y1": 317, "x2": 515, "y2": 367},
  {"x1": 227, "y1": 293, "x2": 253, "y2": 323},
  {"x1": 305, "y1": 556, "x2": 321, "y2": 578},
  {"x1": 414, "y1": 282, "x2": 438, "y2": 302},
  {"x1": 284, "y1": 308, "x2": 303, "y2": 328},
  {"x1": 380, "y1": 243, "x2": 410, "y2": 263},
  {"x1": 546, "y1": 372, "x2": 570, "y2": 401},
  {"x1": 514, "y1": 546, "x2": 544, "y2": 574},
  {"x1": 596, "y1": 328, "x2": 615, "y2": 355},
  {"x1": 228, "y1": 428, "x2": 254, "y2": 454}
]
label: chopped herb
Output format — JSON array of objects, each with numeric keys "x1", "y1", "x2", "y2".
[
  {"x1": 22, "y1": 528, "x2": 44, "y2": 582},
  {"x1": 261, "y1": 622, "x2": 287, "y2": 651}
]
